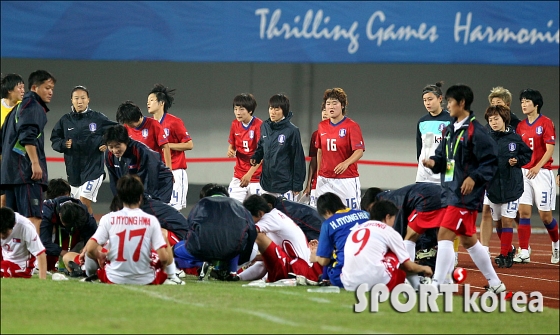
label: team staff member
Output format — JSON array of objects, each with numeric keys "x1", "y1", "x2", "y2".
[
  {"x1": 104, "y1": 125, "x2": 173, "y2": 203},
  {"x1": 315, "y1": 88, "x2": 365, "y2": 209},
  {"x1": 147, "y1": 84, "x2": 193, "y2": 210},
  {"x1": 1, "y1": 70, "x2": 56, "y2": 233},
  {"x1": 50, "y1": 85, "x2": 117, "y2": 214}
]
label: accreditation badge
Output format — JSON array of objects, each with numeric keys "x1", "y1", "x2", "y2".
[{"x1": 444, "y1": 159, "x2": 455, "y2": 182}]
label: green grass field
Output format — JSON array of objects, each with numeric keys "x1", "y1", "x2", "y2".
[{"x1": 1, "y1": 275, "x2": 558, "y2": 334}]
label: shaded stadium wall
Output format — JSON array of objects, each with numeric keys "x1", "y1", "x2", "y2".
[{"x1": 1, "y1": 59, "x2": 558, "y2": 203}]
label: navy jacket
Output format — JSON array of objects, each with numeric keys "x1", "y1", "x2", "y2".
[
  {"x1": 105, "y1": 139, "x2": 173, "y2": 203},
  {"x1": 185, "y1": 195, "x2": 257, "y2": 265},
  {"x1": 429, "y1": 113, "x2": 498, "y2": 211},
  {"x1": 51, "y1": 107, "x2": 117, "y2": 187},
  {"x1": 141, "y1": 196, "x2": 188, "y2": 240},
  {"x1": 40, "y1": 196, "x2": 97, "y2": 257},
  {"x1": 270, "y1": 195, "x2": 322, "y2": 241},
  {"x1": 486, "y1": 127, "x2": 532, "y2": 204},
  {"x1": 0, "y1": 91, "x2": 49, "y2": 188},
  {"x1": 377, "y1": 183, "x2": 447, "y2": 238},
  {"x1": 251, "y1": 112, "x2": 306, "y2": 193}
]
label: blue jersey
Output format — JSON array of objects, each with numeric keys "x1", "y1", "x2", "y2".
[{"x1": 316, "y1": 208, "x2": 369, "y2": 287}]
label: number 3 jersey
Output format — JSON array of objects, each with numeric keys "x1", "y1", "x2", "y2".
[
  {"x1": 228, "y1": 117, "x2": 263, "y2": 182},
  {"x1": 315, "y1": 117, "x2": 365, "y2": 179},
  {"x1": 92, "y1": 207, "x2": 167, "y2": 285}
]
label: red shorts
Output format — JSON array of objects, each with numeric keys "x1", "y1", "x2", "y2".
[
  {"x1": 440, "y1": 206, "x2": 478, "y2": 237},
  {"x1": 167, "y1": 231, "x2": 180, "y2": 247},
  {"x1": 96, "y1": 266, "x2": 167, "y2": 285},
  {"x1": 407, "y1": 208, "x2": 445, "y2": 234},
  {"x1": 261, "y1": 241, "x2": 321, "y2": 283},
  {"x1": 1, "y1": 260, "x2": 33, "y2": 278},
  {"x1": 382, "y1": 251, "x2": 406, "y2": 291}
]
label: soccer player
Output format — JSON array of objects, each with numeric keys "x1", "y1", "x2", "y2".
[
  {"x1": 484, "y1": 105, "x2": 532, "y2": 267},
  {"x1": 0, "y1": 73, "x2": 25, "y2": 208},
  {"x1": 310, "y1": 192, "x2": 370, "y2": 288},
  {"x1": 0, "y1": 207, "x2": 47, "y2": 279},
  {"x1": 340, "y1": 200, "x2": 433, "y2": 292},
  {"x1": 85, "y1": 174, "x2": 174, "y2": 285},
  {"x1": 147, "y1": 84, "x2": 193, "y2": 210},
  {"x1": 243, "y1": 194, "x2": 322, "y2": 283},
  {"x1": 1, "y1": 70, "x2": 56, "y2": 233},
  {"x1": 104, "y1": 124, "x2": 173, "y2": 203},
  {"x1": 422, "y1": 84, "x2": 506, "y2": 293},
  {"x1": 315, "y1": 88, "x2": 365, "y2": 209},
  {"x1": 227, "y1": 93, "x2": 263, "y2": 203},
  {"x1": 116, "y1": 100, "x2": 172, "y2": 170},
  {"x1": 40, "y1": 195, "x2": 98, "y2": 272},
  {"x1": 302, "y1": 105, "x2": 329, "y2": 208},
  {"x1": 515, "y1": 89, "x2": 558, "y2": 264},
  {"x1": 50, "y1": 85, "x2": 117, "y2": 214},
  {"x1": 250, "y1": 93, "x2": 306, "y2": 202}
]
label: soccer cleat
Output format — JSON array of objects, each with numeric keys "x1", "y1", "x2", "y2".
[
  {"x1": 210, "y1": 269, "x2": 240, "y2": 281},
  {"x1": 176, "y1": 270, "x2": 186, "y2": 278},
  {"x1": 164, "y1": 276, "x2": 185, "y2": 285},
  {"x1": 67, "y1": 261, "x2": 85, "y2": 277},
  {"x1": 291, "y1": 273, "x2": 319, "y2": 286},
  {"x1": 198, "y1": 262, "x2": 210, "y2": 281},
  {"x1": 485, "y1": 282, "x2": 506, "y2": 294},
  {"x1": 513, "y1": 247, "x2": 530, "y2": 263},
  {"x1": 419, "y1": 276, "x2": 432, "y2": 285},
  {"x1": 81, "y1": 273, "x2": 98, "y2": 282},
  {"x1": 551, "y1": 245, "x2": 559, "y2": 264},
  {"x1": 494, "y1": 254, "x2": 513, "y2": 268}
]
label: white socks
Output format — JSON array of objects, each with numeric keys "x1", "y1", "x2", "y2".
[
  {"x1": 84, "y1": 255, "x2": 99, "y2": 277},
  {"x1": 404, "y1": 240, "x2": 420, "y2": 290},
  {"x1": 239, "y1": 261, "x2": 267, "y2": 281},
  {"x1": 166, "y1": 262, "x2": 178, "y2": 279},
  {"x1": 467, "y1": 241, "x2": 501, "y2": 287},
  {"x1": 433, "y1": 240, "x2": 454, "y2": 285}
]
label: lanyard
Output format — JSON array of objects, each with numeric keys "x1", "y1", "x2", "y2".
[
  {"x1": 447, "y1": 116, "x2": 475, "y2": 159},
  {"x1": 59, "y1": 226, "x2": 73, "y2": 252}
]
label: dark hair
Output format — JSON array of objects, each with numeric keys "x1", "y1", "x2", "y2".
[
  {"x1": 422, "y1": 81, "x2": 444, "y2": 98},
  {"x1": 1, "y1": 73, "x2": 24, "y2": 99},
  {"x1": 46, "y1": 179, "x2": 71, "y2": 199},
  {"x1": 0, "y1": 207, "x2": 16, "y2": 234},
  {"x1": 117, "y1": 175, "x2": 144, "y2": 205},
  {"x1": 361, "y1": 187, "x2": 384, "y2": 211},
  {"x1": 59, "y1": 202, "x2": 88, "y2": 230},
  {"x1": 27, "y1": 70, "x2": 56, "y2": 91},
  {"x1": 484, "y1": 105, "x2": 511, "y2": 127},
  {"x1": 243, "y1": 194, "x2": 271, "y2": 216},
  {"x1": 116, "y1": 100, "x2": 143, "y2": 124},
  {"x1": 103, "y1": 124, "x2": 130, "y2": 145},
  {"x1": 317, "y1": 192, "x2": 346, "y2": 218},
  {"x1": 322, "y1": 88, "x2": 348, "y2": 114},
  {"x1": 233, "y1": 93, "x2": 257, "y2": 115},
  {"x1": 369, "y1": 200, "x2": 398, "y2": 222},
  {"x1": 199, "y1": 183, "x2": 229, "y2": 198},
  {"x1": 149, "y1": 84, "x2": 175, "y2": 113},
  {"x1": 269, "y1": 93, "x2": 290, "y2": 117},
  {"x1": 110, "y1": 195, "x2": 124, "y2": 212},
  {"x1": 519, "y1": 88, "x2": 543, "y2": 114},
  {"x1": 71, "y1": 85, "x2": 89, "y2": 98},
  {"x1": 261, "y1": 193, "x2": 278, "y2": 207},
  {"x1": 445, "y1": 84, "x2": 474, "y2": 111}
]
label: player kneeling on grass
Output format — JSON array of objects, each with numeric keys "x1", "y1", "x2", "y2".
[
  {"x1": 1, "y1": 207, "x2": 47, "y2": 279},
  {"x1": 242, "y1": 195, "x2": 322, "y2": 284},
  {"x1": 85, "y1": 174, "x2": 177, "y2": 285},
  {"x1": 340, "y1": 200, "x2": 433, "y2": 292}
]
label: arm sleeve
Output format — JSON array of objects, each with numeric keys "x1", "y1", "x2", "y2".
[
  {"x1": 516, "y1": 137, "x2": 533, "y2": 167},
  {"x1": 291, "y1": 128, "x2": 306, "y2": 192},
  {"x1": 228, "y1": 121, "x2": 235, "y2": 145},
  {"x1": 50, "y1": 118, "x2": 66, "y2": 153},
  {"x1": 429, "y1": 129, "x2": 446, "y2": 174},
  {"x1": 469, "y1": 126, "x2": 498, "y2": 184},
  {"x1": 349, "y1": 123, "x2": 365, "y2": 151},
  {"x1": 105, "y1": 151, "x2": 118, "y2": 196},
  {"x1": 94, "y1": 115, "x2": 118, "y2": 148},
  {"x1": 39, "y1": 205, "x2": 62, "y2": 256},
  {"x1": 251, "y1": 127, "x2": 264, "y2": 163},
  {"x1": 155, "y1": 122, "x2": 169, "y2": 148},
  {"x1": 17, "y1": 107, "x2": 44, "y2": 146},
  {"x1": 315, "y1": 223, "x2": 333, "y2": 258},
  {"x1": 386, "y1": 229, "x2": 411, "y2": 264},
  {"x1": 416, "y1": 121, "x2": 422, "y2": 161},
  {"x1": 25, "y1": 223, "x2": 46, "y2": 256},
  {"x1": 308, "y1": 131, "x2": 318, "y2": 157}
]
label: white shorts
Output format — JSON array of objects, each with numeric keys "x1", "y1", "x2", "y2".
[
  {"x1": 170, "y1": 169, "x2": 188, "y2": 210},
  {"x1": 70, "y1": 174, "x2": 104, "y2": 202},
  {"x1": 228, "y1": 177, "x2": 262, "y2": 203},
  {"x1": 519, "y1": 168, "x2": 556, "y2": 211},
  {"x1": 316, "y1": 176, "x2": 361, "y2": 210},
  {"x1": 341, "y1": 264, "x2": 390, "y2": 292},
  {"x1": 308, "y1": 189, "x2": 317, "y2": 208},
  {"x1": 262, "y1": 190, "x2": 298, "y2": 202},
  {"x1": 488, "y1": 199, "x2": 519, "y2": 221},
  {"x1": 483, "y1": 193, "x2": 491, "y2": 206}
]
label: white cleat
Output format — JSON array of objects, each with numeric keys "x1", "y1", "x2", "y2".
[
  {"x1": 176, "y1": 270, "x2": 186, "y2": 278},
  {"x1": 513, "y1": 247, "x2": 531, "y2": 263},
  {"x1": 485, "y1": 282, "x2": 506, "y2": 294},
  {"x1": 164, "y1": 276, "x2": 185, "y2": 285},
  {"x1": 551, "y1": 243, "x2": 559, "y2": 264}
]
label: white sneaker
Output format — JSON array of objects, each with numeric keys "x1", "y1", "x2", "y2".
[
  {"x1": 164, "y1": 276, "x2": 185, "y2": 285},
  {"x1": 551, "y1": 243, "x2": 559, "y2": 264},
  {"x1": 513, "y1": 247, "x2": 530, "y2": 263},
  {"x1": 176, "y1": 270, "x2": 186, "y2": 278},
  {"x1": 485, "y1": 282, "x2": 506, "y2": 294}
]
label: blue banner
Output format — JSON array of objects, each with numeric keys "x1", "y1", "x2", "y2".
[{"x1": 1, "y1": 1, "x2": 558, "y2": 65}]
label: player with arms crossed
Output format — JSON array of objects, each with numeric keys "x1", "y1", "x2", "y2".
[
  {"x1": 515, "y1": 89, "x2": 558, "y2": 264},
  {"x1": 315, "y1": 88, "x2": 365, "y2": 209},
  {"x1": 227, "y1": 93, "x2": 263, "y2": 202}
]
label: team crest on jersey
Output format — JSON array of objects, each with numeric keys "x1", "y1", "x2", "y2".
[
  {"x1": 278, "y1": 134, "x2": 286, "y2": 144},
  {"x1": 164, "y1": 128, "x2": 170, "y2": 137},
  {"x1": 89, "y1": 123, "x2": 97, "y2": 132},
  {"x1": 439, "y1": 123, "x2": 446, "y2": 132},
  {"x1": 12, "y1": 238, "x2": 21, "y2": 243},
  {"x1": 142, "y1": 129, "x2": 149, "y2": 138},
  {"x1": 339, "y1": 129, "x2": 347, "y2": 137},
  {"x1": 536, "y1": 126, "x2": 543, "y2": 135},
  {"x1": 508, "y1": 143, "x2": 517, "y2": 151},
  {"x1": 249, "y1": 130, "x2": 254, "y2": 139}
]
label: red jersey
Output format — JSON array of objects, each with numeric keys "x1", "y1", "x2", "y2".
[
  {"x1": 315, "y1": 117, "x2": 365, "y2": 179},
  {"x1": 228, "y1": 117, "x2": 263, "y2": 182},
  {"x1": 309, "y1": 130, "x2": 318, "y2": 189},
  {"x1": 516, "y1": 114, "x2": 556, "y2": 170},
  {"x1": 158, "y1": 113, "x2": 192, "y2": 170},
  {"x1": 125, "y1": 117, "x2": 169, "y2": 162}
]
